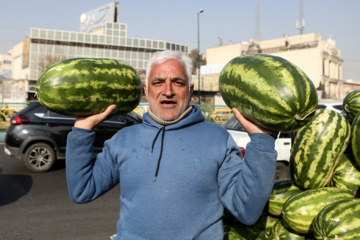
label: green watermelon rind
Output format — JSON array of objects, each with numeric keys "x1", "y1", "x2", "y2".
[
  {"x1": 343, "y1": 89, "x2": 360, "y2": 121},
  {"x1": 311, "y1": 198, "x2": 360, "y2": 240},
  {"x1": 219, "y1": 54, "x2": 318, "y2": 132},
  {"x1": 290, "y1": 109, "x2": 351, "y2": 190},
  {"x1": 281, "y1": 187, "x2": 354, "y2": 236},
  {"x1": 351, "y1": 111, "x2": 360, "y2": 167},
  {"x1": 328, "y1": 153, "x2": 360, "y2": 196},
  {"x1": 36, "y1": 58, "x2": 142, "y2": 116},
  {"x1": 267, "y1": 179, "x2": 302, "y2": 217}
]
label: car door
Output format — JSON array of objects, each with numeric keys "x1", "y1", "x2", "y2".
[{"x1": 40, "y1": 111, "x2": 75, "y2": 156}]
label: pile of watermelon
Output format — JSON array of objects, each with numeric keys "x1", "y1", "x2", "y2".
[
  {"x1": 220, "y1": 55, "x2": 360, "y2": 239},
  {"x1": 224, "y1": 90, "x2": 360, "y2": 239}
]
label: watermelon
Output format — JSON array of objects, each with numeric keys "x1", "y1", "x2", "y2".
[
  {"x1": 219, "y1": 54, "x2": 318, "y2": 132},
  {"x1": 328, "y1": 153, "x2": 360, "y2": 197},
  {"x1": 343, "y1": 89, "x2": 360, "y2": 121},
  {"x1": 290, "y1": 109, "x2": 351, "y2": 190},
  {"x1": 225, "y1": 225, "x2": 268, "y2": 240},
  {"x1": 268, "y1": 220, "x2": 307, "y2": 240},
  {"x1": 266, "y1": 179, "x2": 302, "y2": 217},
  {"x1": 281, "y1": 187, "x2": 354, "y2": 235},
  {"x1": 312, "y1": 199, "x2": 360, "y2": 240},
  {"x1": 35, "y1": 58, "x2": 142, "y2": 116},
  {"x1": 351, "y1": 112, "x2": 360, "y2": 167}
]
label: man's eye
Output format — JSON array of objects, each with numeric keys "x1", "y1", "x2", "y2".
[{"x1": 175, "y1": 81, "x2": 186, "y2": 86}]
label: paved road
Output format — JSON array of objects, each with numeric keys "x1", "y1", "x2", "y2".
[{"x1": 0, "y1": 143, "x2": 120, "y2": 240}]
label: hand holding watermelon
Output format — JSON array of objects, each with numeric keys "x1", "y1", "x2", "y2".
[
  {"x1": 74, "y1": 104, "x2": 117, "y2": 130},
  {"x1": 232, "y1": 108, "x2": 278, "y2": 136}
]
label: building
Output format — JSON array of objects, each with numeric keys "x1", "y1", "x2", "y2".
[
  {"x1": 1, "y1": 2, "x2": 188, "y2": 102},
  {"x1": 200, "y1": 33, "x2": 344, "y2": 105}
]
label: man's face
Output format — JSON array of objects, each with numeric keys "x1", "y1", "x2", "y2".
[{"x1": 144, "y1": 60, "x2": 194, "y2": 121}]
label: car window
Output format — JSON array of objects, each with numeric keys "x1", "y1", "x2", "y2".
[
  {"x1": 333, "y1": 105, "x2": 343, "y2": 111},
  {"x1": 107, "y1": 114, "x2": 128, "y2": 122},
  {"x1": 279, "y1": 132, "x2": 291, "y2": 138},
  {"x1": 317, "y1": 104, "x2": 326, "y2": 109},
  {"x1": 47, "y1": 111, "x2": 76, "y2": 119},
  {"x1": 222, "y1": 116, "x2": 246, "y2": 132}
]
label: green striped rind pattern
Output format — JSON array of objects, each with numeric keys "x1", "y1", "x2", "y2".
[
  {"x1": 219, "y1": 54, "x2": 318, "y2": 132},
  {"x1": 268, "y1": 220, "x2": 306, "y2": 240},
  {"x1": 36, "y1": 58, "x2": 142, "y2": 116},
  {"x1": 226, "y1": 225, "x2": 267, "y2": 240},
  {"x1": 328, "y1": 154, "x2": 360, "y2": 197},
  {"x1": 281, "y1": 187, "x2": 354, "y2": 235},
  {"x1": 312, "y1": 199, "x2": 360, "y2": 240},
  {"x1": 343, "y1": 89, "x2": 360, "y2": 121},
  {"x1": 351, "y1": 112, "x2": 360, "y2": 167},
  {"x1": 290, "y1": 109, "x2": 351, "y2": 190},
  {"x1": 267, "y1": 179, "x2": 302, "y2": 217}
]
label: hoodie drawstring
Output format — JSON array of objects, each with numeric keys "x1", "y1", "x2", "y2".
[{"x1": 151, "y1": 126, "x2": 165, "y2": 181}]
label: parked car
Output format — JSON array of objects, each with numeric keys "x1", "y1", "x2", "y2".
[
  {"x1": 4, "y1": 101, "x2": 142, "y2": 172},
  {"x1": 317, "y1": 102, "x2": 343, "y2": 113},
  {"x1": 222, "y1": 115, "x2": 293, "y2": 179}
]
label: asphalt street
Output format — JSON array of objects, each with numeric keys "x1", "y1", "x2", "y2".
[{"x1": 0, "y1": 142, "x2": 121, "y2": 240}]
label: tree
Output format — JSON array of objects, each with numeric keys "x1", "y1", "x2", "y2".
[
  {"x1": 189, "y1": 49, "x2": 206, "y2": 75},
  {"x1": 38, "y1": 54, "x2": 68, "y2": 74}
]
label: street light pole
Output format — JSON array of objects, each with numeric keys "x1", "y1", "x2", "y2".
[{"x1": 197, "y1": 9, "x2": 204, "y2": 105}]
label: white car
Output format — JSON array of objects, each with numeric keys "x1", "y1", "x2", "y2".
[
  {"x1": 222, "y1": 115, "x2": 292, "y2": 179},
  {"x1": 317, "y1": 102, "x2": 343, "y2": 113}
]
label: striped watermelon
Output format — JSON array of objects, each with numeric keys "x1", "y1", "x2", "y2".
[
  {"x1": 281, "y1": 187, "x2": 354, "y2": 235},
  {"x1": 312, "y1": 199, "x2": 360, "y2": 240},
  {"x1": 225, "y1": 225, "x2": 268, "y2": 240},
  {"x1": 328, "y1": 154, "x2": 360, "y2": 197},
  {"x1": 351, "y1": 112, "x2": 360, "y2": 167},
  {"x1": 268, "y1": 220, "x2": 306, "y2": 240},
  {"x1": 35, "y1": 58, "x2": 142, "y2": 116},
  {"x1": 343, "y1": 89, "x2": 360, "y2": 121},
  {"x1": 267, "y1": 179, "x2": 302, "y2": 217},
  {"x1": 290, "y1": 109, "x2": 351, "y2": 190},
  {"x1": 219, "y1": 54, "x2": 318, "y2": 132}
]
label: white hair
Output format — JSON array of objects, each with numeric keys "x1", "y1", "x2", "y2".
[{"x1": 145, "y1": 50, "x2": 193, "y2": 89}]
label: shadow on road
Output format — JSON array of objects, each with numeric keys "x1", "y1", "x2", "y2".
[{"x1": 0, "y1": 168, "x2": 32, "y2": 206}]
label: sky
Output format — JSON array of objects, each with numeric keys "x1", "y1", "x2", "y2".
[{"x1": 0, "y1": 0, "x2": 359, "y2": 81}]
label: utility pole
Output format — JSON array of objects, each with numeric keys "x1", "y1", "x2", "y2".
[
  {"x1": 254, "y1": 0, "x2": 260, "y2": 41},
  {"x1": 296, "y1": 0, "x2": 305, "y2": 34}
]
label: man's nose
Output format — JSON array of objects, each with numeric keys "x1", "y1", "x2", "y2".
[{"x1": 163, "y1": 81, "x2": 174, "y2": 96}]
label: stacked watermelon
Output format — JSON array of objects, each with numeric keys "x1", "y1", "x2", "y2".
[{"x1": 220, "y1": 55, "x2": 360, "y2": 239}]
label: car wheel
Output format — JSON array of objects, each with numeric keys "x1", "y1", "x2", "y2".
[
  {"x1": 23, "y1": 143, "x2": 56, "y2": 172},
  {"x1": 274, "y1": 161, "x2": 290, "y2": 180}
]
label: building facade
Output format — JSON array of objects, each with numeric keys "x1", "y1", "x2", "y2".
[
  {"x1": 1, "y1": 2, "x2": 188, "y2": 101},
  {"x1": 202, "y1": 33, "x2": 344, "y2": 102}
]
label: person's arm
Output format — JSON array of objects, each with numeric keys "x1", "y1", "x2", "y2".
[
  {"x1": 66, "y1": 105, "x2": 119, "y2": 203},
  {"x1": 218, "y1": 108, "x2": 278, "y2": 225}
]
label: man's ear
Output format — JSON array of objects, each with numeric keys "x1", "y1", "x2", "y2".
[
  {"x1": 190, "y1": 83, "x2": 194, "y2": 96},
  {"x1": 143, "y1": 83, "x2": 148, "y2": 101}
]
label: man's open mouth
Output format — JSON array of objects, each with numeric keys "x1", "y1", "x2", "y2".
[{"x1": 160, "y1": 100, "x2": 177, "y2": 107}]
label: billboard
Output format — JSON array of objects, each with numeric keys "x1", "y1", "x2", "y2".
[{"x1": 80, "y1": 2, "x2": 118, "y2": 33}]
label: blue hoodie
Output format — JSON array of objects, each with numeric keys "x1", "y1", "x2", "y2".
[{"x1": 66, "y1": 105, "x2": 277, "y2": 240}]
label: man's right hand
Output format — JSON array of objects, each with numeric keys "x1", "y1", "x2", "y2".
[{"x1": 74, "y1": 105, "x2": 117, "y2": 130}]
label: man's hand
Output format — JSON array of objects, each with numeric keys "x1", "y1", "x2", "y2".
[
  {"x1": 74, "y1": 105, "x2": 117, "y2": 130},
  {"x1": 232, "y1": 108, "x2": 278, "y2": 135}
]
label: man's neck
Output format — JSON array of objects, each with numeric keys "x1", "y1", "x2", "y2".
[{"x1": 148, "y1": 106, "x2": 193, "y2": 126}]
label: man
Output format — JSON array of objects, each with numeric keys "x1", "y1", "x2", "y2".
[{"x1": 66, "y1": 50, "x2": 278, "y2": 240}]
